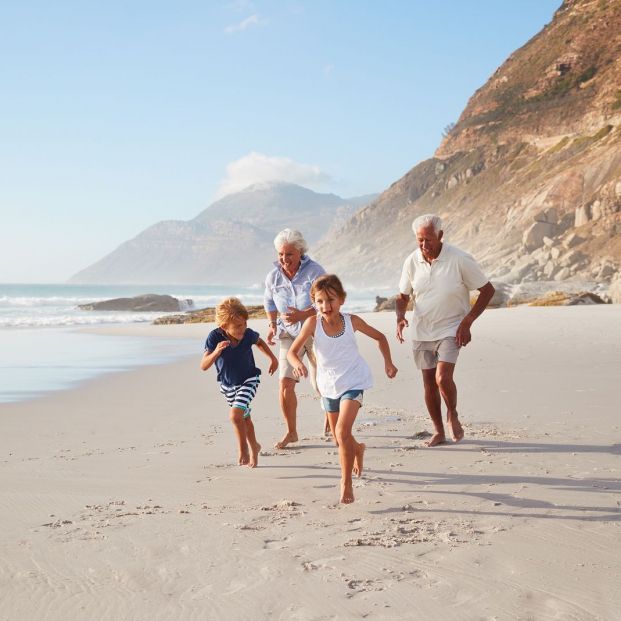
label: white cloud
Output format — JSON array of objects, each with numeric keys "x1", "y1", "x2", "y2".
[
  {"x1": 224, "y1": 14, "x2": 266, "y2": 34},
  {"x1": 215, "y1": 152, "x2": 332, "y2": 199}
]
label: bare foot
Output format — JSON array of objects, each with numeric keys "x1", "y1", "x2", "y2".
[
  {"x1": 448, "y1": 413, "x2": 464, "y2": 443},
  {"x1": 238, "y1": 449, "x2": 250, "y2": 465},
  {"x1": 353, "y1": 443, "x2": 366, "y2": 477},
  {"x1": 248, "y1": 442, "x2": 261, "y2": 468},
  {"x1": 340, "y1": 480, "x2": 355, "y2": 504},
  {"x1": 424, "y1": 433, "x2": 446, "y2": 447},
  {"x1": 275, "y1": 431, "x2": 298, "y2": 449}
]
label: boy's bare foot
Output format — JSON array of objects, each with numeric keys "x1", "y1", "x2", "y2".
[
  {"x1": 248, "y1": 442, "x2": 261, "y2": 468},
  {"x1": 353, "y1": 443, "x2": 366, "y2": 477},
  {"x1": 424, "y1": 433, "x2": 446, "y2": 447},
  {"x1": 238, "y1": 450, "x2": 250, "y2": 465},
  {"x1": 340, "y1": 481, "x2": 355, "y2": 504},
  {"x1": 448, "y1": 413, "x2": 464, "y2": 443},
  {"x1": 275, "y1": 431, "x2": 298, "y2": 449}
]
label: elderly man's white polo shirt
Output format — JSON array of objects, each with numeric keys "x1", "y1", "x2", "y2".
[{"x1": 399, "y1": 243, "x2": 489, "y2": 341}]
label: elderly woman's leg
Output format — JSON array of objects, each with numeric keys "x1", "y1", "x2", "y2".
[{"x1": 275, "y1": 377, "x2": 299, "y2": 448}]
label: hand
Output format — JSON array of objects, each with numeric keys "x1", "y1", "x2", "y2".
[
  {"x1": 282, "y1": 306, "x2": 304, "y2": 325},
  {"x1": 385, "y1": 363, "x2": 398, "y2": 378},
  {"x1": 396, "y1": 317, "x2": 409, "y2": 343},
  {"x1": 455, "y1": 317, "x2": 472, "y2": 347},
  {"x1": 266, "y1": 325, "x2": 276, "y2": 346},
  {"x1": 268, "y1": 357, "x2": 278, "y2": 375},
  {"x1": 292, "y1": 363, "x2": 308, "y2": 379},
  {"x1": 215, "y1": 340, "x2": 230, "y2": 354}
]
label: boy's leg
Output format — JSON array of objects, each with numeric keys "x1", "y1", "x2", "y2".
[
  {"x1": 244, "y1": 416, "x2": 261, "y2": 468},
  {"x1": 229, "y1": 407, "x2": 249, "y2": 465},
  {"x1": 334, "y1": 400, "x2": 362, "y2": 504}
]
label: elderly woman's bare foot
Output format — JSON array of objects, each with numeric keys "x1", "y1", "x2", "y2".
[
  {"x1": 248, "y1": 442, "x2": 261, "y2": 468},
  {"x1": 275, "y1": 432, "x2": 298, "y2": 449},
  {"x1": 424, "y1": 433, "x2": 446, "y2": 447},
  {"x1": 448, "y1": 413, "x2": 464, "y2": 443},
  {"x1": 340, "y1": 481, "x2": 355, "y2": 504},
  {"x1": 352, "y1": 443, "x2": 366, "y2": 477}
]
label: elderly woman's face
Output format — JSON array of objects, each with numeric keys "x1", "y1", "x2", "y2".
[{"x1": 278, "y1": 243, "x2": 302, "y2": 276}]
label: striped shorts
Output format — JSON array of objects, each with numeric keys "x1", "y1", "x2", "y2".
[{"x1": 219, "y1": 376, "x2": 261, "y2": 418}]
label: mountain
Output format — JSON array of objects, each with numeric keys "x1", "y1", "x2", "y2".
[
  {"x1": 69, "y1": 183, "x2": 376, "y2": 285},
  {"x1": 315, "y1": 0, "x2": 621, "y2": 290}
]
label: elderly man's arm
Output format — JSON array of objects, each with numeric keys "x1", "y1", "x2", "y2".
[
  {"x1": 395, "y1": 293, "x2": 411, "y2": 344},
  {"x1": 455, "y1": 282, "x2": 495, "y2": 347}
]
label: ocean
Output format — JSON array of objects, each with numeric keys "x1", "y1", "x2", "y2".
[{"x1": 0, "y1": 283, "x2": 383, "y2": 404}]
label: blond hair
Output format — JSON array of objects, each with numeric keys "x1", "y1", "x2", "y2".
[
  {"x1": 215, "y1": 297, "x2": 249, "y2": 326},
  {"x1": 310, "y1": 274, "x2": 347, "y2": 302}
]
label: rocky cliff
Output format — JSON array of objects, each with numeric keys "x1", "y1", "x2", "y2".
[
  {"x1": 315, "y1": 0, "x2": 621, "y2": 291},
  {"x1": 70, "y1": 183, "x2": 374, "y2": 285}
]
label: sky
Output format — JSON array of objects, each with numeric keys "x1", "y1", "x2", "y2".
[{"x1": 0, "y1": 0, "x2": 560, "y2": 283}]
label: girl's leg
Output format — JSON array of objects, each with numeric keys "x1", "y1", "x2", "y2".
[
  {"x1": 334, "y1": 400, "x2": 362, "y2": 504},
  {"x1": 326, "y1": 410, "x2": 339, "y2": 446},
  {"x1": 244, "y1": 416, "x2": 261, "y2": 468},
  {"x1": 229, "y1": 407, "x2": 249, "y2": 465}
]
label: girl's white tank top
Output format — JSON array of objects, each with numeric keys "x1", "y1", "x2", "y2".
[{"x1": 314, "y1": 313, "x2": 373, "y2": 399}]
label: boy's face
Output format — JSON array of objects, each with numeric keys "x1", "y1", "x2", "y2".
[{"x1": 222, "y1": 316, "x2": 247, "y2": 341}]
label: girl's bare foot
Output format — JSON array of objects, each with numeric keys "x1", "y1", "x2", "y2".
[
  {"x1": 238, "y1": 450, "x2": 250, "y2": 465},
  {"x1": 275, "y1": 431, "x2": 298, "y2": 449},
  {"x1": 352, "y1": 443, "x2": 366, "y2": 477},
  {"x1": 340, "y1": 481, "x2": 355, "y2": 504},
  {"x1": 424, "y1": 432, "x2": 446, "y2": 447},
  {"x1": 248, "y1": 442, "x2": 261, "y2": 468},
  {"x1": 448, "y1": 413, "x2": 464, "y2": 442}
]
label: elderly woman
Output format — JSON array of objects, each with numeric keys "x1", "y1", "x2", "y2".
[{"x1": 264, "y1": 229, "x2": 326, "y2": 449}]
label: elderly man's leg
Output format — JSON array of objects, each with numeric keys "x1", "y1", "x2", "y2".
[
  {"x1": 436, "y1": 362, "x2": 464, "y2": 442},
  {"x1": 275, "y1": 378, "x2": 299, "y2": 449},
  {"x1": 422, "y1": 368, "x2": 446, "y2": 446}
]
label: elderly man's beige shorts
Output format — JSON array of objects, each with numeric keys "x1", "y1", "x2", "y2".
[
  {"x1": 412, "y1": 338, "x2": 460, "y2": 370},
  {"x1": 278, "y1": 334, "x2": 318, "y2": 388}
]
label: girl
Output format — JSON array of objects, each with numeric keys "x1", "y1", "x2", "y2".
[
  {"x1": 287, "y1": 275, "x2": 398, "y2": 503},
  {"x1": 201, "y1": 297, "x2": 278, "y2": 468}
]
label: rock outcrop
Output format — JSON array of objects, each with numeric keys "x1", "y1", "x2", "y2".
[{"x1": 79, "y1": 294, "x2": 189, "y2": 312}]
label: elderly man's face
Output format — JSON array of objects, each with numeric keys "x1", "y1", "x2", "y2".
[
  {"x1": 278, "y1": 243, "x2": 302, "y2": 276},
  {"x1": 416, "y1": 225, "x2": 443, "y2": 262}
]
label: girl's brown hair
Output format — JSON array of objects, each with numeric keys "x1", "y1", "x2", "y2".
[
  {"x1": 310, "y1": 274, "x2": 347, "y2": 302},
  {"x1": 215, "y1": 297, "x2": 249, "y2": 326}
]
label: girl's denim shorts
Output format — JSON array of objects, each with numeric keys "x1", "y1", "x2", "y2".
[{"x1": 321, "y1": 389, "x2": 364, "y2": 413}]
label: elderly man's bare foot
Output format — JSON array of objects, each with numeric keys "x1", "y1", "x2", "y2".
[
  {"x1": 340, "y1": 481, "x2": 355, "y2": 504},
  {"x1": 238, "y1": 450, "x2": 250, "y2": 465},
  {"x1": 248, "y1": 442, "x2": 261, "y2": 468},
  {"x1": 352, "y1": 443, "x2": 366, "y2": 477},
  {"x1": 424, "y1": 433, "x2": 446, "y2": 447},
  {"x1": 448, "y1": 413, "x2": 464, "y2": 443},
  {"x1": 274, "y1": 432, "x2": 298, "y2": 449}
]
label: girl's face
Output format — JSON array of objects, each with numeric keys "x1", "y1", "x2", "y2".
[
  {"x1": 222, "y1": 316, "x2": 247, "y2": 341},
  {"x1": 313, "y1": 288, "x2": 344, "y2": 318}
]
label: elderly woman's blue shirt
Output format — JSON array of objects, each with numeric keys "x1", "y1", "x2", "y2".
[{"x1": 263, "y1": 255, "x2": 325, "y2": 337}]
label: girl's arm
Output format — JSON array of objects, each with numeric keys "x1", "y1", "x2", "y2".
[
  {"x1": 200, "y1": 340, "x2": 229, "y2": 371},
  {"x1": 255, "y1": 338, "x2": 279, "y2": 375},
  {"x1": 286, "y1": 315, "x2": 317, "y2": 378},
  {"x1": 351, "y1": 315, "x2": 398, "y2": 378}
]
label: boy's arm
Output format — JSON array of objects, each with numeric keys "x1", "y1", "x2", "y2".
[
  {"x1": 286, "y1": 316, "x2": 316, "y2": 378},
  {"x1": 200, "y1": 340, "x2": 229, "y2": 371},
  {"x1": 351, "y1": 315, "x2": 398, "y2": 378},
  {"x1": 255, "y1": 338, "x2": 279, "y2": 375}
]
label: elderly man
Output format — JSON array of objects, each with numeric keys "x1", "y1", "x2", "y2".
[
  {"x1": 396, "y1": 214, "x2": 495, "y2": 447},
  {"x1": 264, "y1": 228, "x2": 326, "y2": 449}
]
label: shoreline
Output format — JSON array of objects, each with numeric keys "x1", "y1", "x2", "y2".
[{"x1": 1, "y1": 306, "x2": 620, "y2": 619}]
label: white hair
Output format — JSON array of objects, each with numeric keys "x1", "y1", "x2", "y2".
[
  {"x1": 412, "y1": 214, "x2": 442, "y2": 235},
  {"x1": 273, "y1": 228, "x2": 308, "y2": 255}
]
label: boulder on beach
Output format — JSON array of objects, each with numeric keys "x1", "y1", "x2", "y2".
[
  {"x1": 153, "y1": 305, "x2": 266, "y2": 325},
  {"x1": 79, "y1": 294, "x2": 191, "y2": 312}
]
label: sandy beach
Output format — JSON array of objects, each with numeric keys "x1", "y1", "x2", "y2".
[{"x1": 1, "y1": 306, "x2": 620, "y2": 620}]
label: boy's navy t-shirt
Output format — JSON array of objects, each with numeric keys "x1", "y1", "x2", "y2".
[{"x1": 205, "y1": 328, "x2": 261, "y2": 386}]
